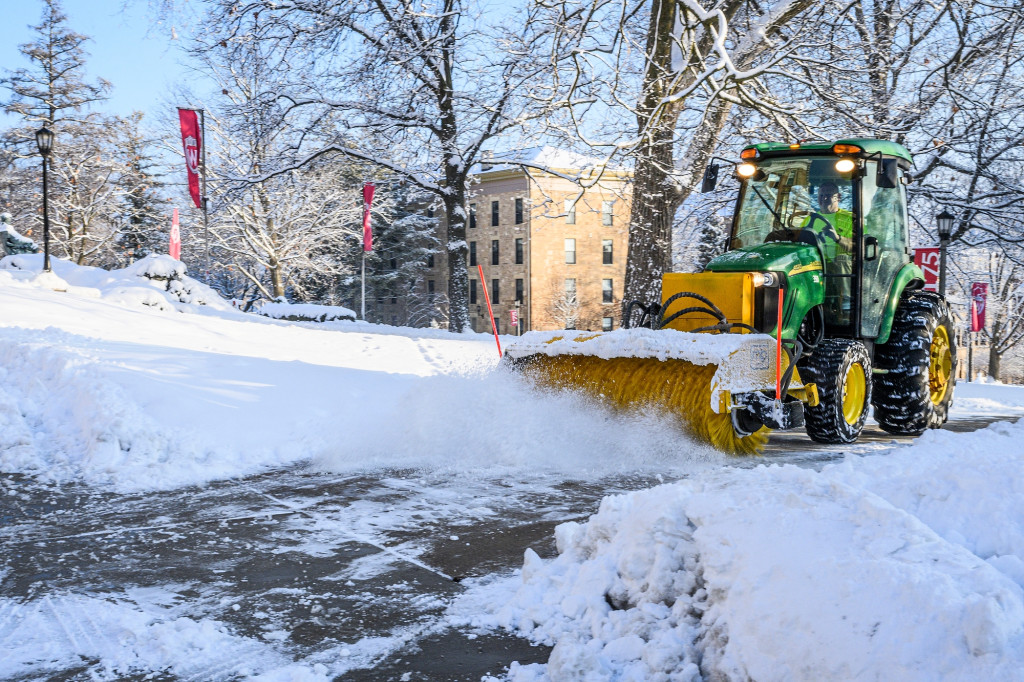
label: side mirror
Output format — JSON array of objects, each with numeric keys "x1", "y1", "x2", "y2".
[
  {"x1": 877, "y1": 159, "x2": 898, "y2": 189},
  {"x1": 864, "y1": 235, "x2": 878, "y2": 261},
  {"x1": 701, "y1": 163, "x2": 720, "y2": 193}
]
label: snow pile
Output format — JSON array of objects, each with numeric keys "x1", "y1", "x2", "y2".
[
  {"x1": 258, "y1": 299, "x2": 356, "y2": 322},
  {"x1": 458, "y1": 421, "x2": 1024, "y2": 680}
]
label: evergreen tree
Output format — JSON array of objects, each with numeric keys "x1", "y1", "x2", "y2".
[
  {"x1": 1, "y1": 0, "x2": 119, "y2": 264},
  {"x1": 115, "y1": 112, "x2": 167, "y2": 264},
  {"x1": 1, "y1": 0, "x2": 110, "y2": 145}
]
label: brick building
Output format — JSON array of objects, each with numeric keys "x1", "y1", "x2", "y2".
[{"x1": 428, "y1": 147, "x2": 632, "y2": 334}]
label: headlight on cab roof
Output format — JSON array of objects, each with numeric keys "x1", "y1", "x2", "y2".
[{"x1": 736, "y1": 162, "x2": 758, "y2": 178}]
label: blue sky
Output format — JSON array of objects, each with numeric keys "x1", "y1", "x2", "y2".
[{"x1": 1, "y1": 0, "x2": 191, "y2": 124}]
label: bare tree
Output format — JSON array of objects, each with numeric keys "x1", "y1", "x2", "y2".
[
  {"x1": 534, "y1": 0, "x2": 826, "y2": 310},
  {"x1": 180, "y1": 0, "x2": 577, "y2": 331},
  {"x1": 542, "y1": 275, "x2": 602, "y2": 330},
  {"x1": 950, "y1": 248, "x2": 1024, "y2": 382}
]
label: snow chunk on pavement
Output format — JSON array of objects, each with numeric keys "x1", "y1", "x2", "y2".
[{"x1": 478, "y1": 426, "x2": 1024, "y2": 680}]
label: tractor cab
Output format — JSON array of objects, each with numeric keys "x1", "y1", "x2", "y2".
[{"x1": 724, "y1": 140, "x2": 912, "y2": 339}]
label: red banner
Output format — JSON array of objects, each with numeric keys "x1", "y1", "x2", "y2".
[
  {"x1": 177, "y1": 108, "x2": 202, "y2": 209},
  {"x1": 169, "y1": 208, "x2": 181, "y2": 260},
  {"x1": 362, "y1": 182, "x2": 375, "y2": 252},
  {"x1": 971, "y1": 282, "x2": 988, "y2": 332},
  {"x1": 913, "y1": 247, "x2": 940, "y2": 293}
]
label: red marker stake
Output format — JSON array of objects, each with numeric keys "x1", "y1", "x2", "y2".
[
  {"x1": 776, "y1": 286, "x2": 784, "y2": 400},
  {"x1": 478, "y1": 265, "x2": 502, "y2": 357}
]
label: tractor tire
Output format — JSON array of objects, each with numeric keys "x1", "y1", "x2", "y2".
[
  {"x1": 799, "y1": 338, "x2": 872, "y2": 444},
  {"x1": 872, "y1": 291, "x2": 956, "y2": 435}
]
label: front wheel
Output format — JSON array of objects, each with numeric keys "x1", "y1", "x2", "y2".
[
  {"x1": 872, "y1": 291, "x2": 956, "y2": 435},
  {"x1": 799, "y1": 338, "x2": 872, "y2": 444}
]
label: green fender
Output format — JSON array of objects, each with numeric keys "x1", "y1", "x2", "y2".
[{"x1": 875, "y1": 263, "x2": 926, "y2": 345}]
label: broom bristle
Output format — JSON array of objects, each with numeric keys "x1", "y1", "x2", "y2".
[{"x1": 520, "y1": 355, "x2": 768, "y2": 455}]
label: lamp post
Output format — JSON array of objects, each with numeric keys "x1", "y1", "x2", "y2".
[
  {"x1": 936, "y1": 209, "x2": 954, "y2": 297},
  {"x1": 35, "y1": 126, "x2": 54, "y2": 272}
]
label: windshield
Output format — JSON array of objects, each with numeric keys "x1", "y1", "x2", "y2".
[{"x1": 731, "y1": 157, "x2": 855, "y2": 249}]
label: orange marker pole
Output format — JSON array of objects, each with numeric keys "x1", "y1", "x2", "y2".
[
  {"x1": 478, "y1": 264, "x2": 502, "y2": 357},
  {"x1": 776, "y1": 286, "x2": 784, "y2": 400}
]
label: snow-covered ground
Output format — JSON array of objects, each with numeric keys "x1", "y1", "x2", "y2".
[{"x1": 1, "y1": 254, "x2": 1023, "y2": 680}]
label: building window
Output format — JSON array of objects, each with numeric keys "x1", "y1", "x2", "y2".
[
  {"x1": 491, "y1": 200, "x2": 499, "y2": 226},
  {"x1": 564, "y1": 199, "x2": 576, "y2": 224},
  {"x1": 603, "y1": 278, "x2": 613, "y2": 303},
  {"x1": 602, "y1": 200, "x2": 614, "y2": 226},
  {"x1": 428, "y1": 279, "x2": 435, "y2": 300},
  {"x1": 564, "y1": 278, "x2": 577, "y2": 300},
  {"x1": 603, "y1": 316, "x2": 614, "y2": 332},
  {"x1": 491, "y1": 239, "x2": 499, "y2": 265},
  {"x1": 427, "y1": 207, "x2": 435, "y2": 218},
  {"x1": 491, "y1": 278, "x2": 500, "y2": 304},
  {"x1": 391, "y1": 295, "x2": 397, "y2": 304},
  {"x1": 602, "y1": 239, "x2": 613, "y2": 265},
  {"x1": 515, "y1": 278, "x2": 524, "y2": 303},
  {"x1": 427, "y1": 253, "x2": 435, "y2": 268},
  {"x1": 390, "y1": 257, "x2": 397, "y2": 270},
  {"x1": 469, "y1": 203, "x2": 477, "y2": 229},
  {"x1": 392, "y1": 315, "x2": 398, "y2": 324},
  {"x1": 470, "y1": 241, "x2": 477, "y2": 266},
  {"x1": 565, "y1": 238, "x2": 576, "y2": 264},
  {"x1": 470, "y1": 279, "x2": 477, "y2": 304},
  {"x1": 515, "y1": 198, "x2": 524, "y2": 224},
  {"x1": 515, "y1": 238, "x2": 524, "y2": 264}
]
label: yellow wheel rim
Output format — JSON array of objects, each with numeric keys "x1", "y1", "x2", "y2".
[
  {"x1": 842, "y1": 362, "x2": 866, "y2": 425},
  {"x1": 930, "y1": 325, "x2": 952, "y2": 405}
]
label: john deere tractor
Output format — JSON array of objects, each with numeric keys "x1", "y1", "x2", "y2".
[{"x1": 505, "y1": 139, "x2": 957, "y2": 452}]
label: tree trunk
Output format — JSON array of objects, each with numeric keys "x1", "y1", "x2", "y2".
[
  {"x1": 988, "y1": 346, "x2": 1001, "y2": 382},
  {"x1": 439, "y1": 0, "x2": 471, "y2": 333},
  {"x1": 623, "y1": 121, "x2": 679, "y2": 310},
  {"x1": 622, "y1": 0, "x2": 683, "y2": 313},
  {"x1": 444, "y1": 184, "x2": 470, "y2": 334}
]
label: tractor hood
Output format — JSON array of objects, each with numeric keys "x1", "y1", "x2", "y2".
[{"x1": 706, "y1": 243, "x2": 823, "y2": 279}]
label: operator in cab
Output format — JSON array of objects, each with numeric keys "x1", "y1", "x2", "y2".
[
  {"x1": 809, "y1": 180, "x2": 854, "y2": 324},
  {"x1": 812, "y1": 181, "x2": 853, "y2": 253}
]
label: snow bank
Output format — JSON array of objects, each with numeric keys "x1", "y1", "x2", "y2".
[
  {"x1": 458, "y1": 421, "x2": 1024, "y2": 680},
  {"x1": 952, "y1": 381, "x2": 1024, "y2": 418},
  {"x1": 1, "y1": 253, "x2": 232, "y2": 312},
  {"x1": 0, "y1": 257, "x2": 723, "y2": 491}
]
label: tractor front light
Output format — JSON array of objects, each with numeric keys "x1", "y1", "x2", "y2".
[
  {"x1": 752, "y1": 272, "x2": 779, "y2": 288},
  {"x1": 835, "y1": 158, "x2": 857, "y2": 173},
  {"x1": 736, "y1": 163, "x2": 758, "y2": 178}
]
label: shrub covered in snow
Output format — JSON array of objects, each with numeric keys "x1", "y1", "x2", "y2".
[{"x1": 257, "y1": 299, "x2": 356, "y2": 323}]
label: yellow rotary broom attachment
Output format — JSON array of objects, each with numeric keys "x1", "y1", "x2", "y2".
[
  {"x1": 514, "y1": 352, "x2": 768, "y2": 454},
  {"x1": 503, "y1": 329, "x2": 798, "y2": 455}
]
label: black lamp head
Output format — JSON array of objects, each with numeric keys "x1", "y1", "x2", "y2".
[
  {"x1": 936, "y1": 209, "x2": 954, "y2": 241},
  {"x1": 35, "y1": 127, "x2": 55, "y2": 156}
]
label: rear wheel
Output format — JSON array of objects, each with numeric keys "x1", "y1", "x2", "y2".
[
  {"x1": 799, "y1": 338, "x2": 872, "y2": 443},
  {"x1": 872, "y1": 291, "x2": 956, "y2": 435}
]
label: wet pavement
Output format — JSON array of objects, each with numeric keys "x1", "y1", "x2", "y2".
[{"x1": 1, "y1": 414, "x2": 1017, "y2": 680}]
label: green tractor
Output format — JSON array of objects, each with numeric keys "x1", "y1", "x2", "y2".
[
  {"x1": 682, "y1": 138, "x2": 957, "y2": 443},
  {"x1": 505, "y1": 138, "x2": 956, "y2": 451}
]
